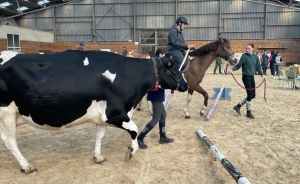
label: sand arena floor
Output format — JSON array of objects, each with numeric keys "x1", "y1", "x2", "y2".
[{"x1": 0, "y1": 66, "x2": 299, "y2": 184}]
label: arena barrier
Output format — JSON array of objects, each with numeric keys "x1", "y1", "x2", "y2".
[
  {"x1": 205, "y1": 85, "x2": 224, "y2": 121},
  {"x1": 197, "y1": 129, "x2": 251, "y2": 184}
]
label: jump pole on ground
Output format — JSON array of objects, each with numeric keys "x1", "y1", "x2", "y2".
[
  {"x1": 197, "y1": 129, "x2": 251, "y2": 184},
  {"x1": 205, "y1": 84, "x2": 224, "y2": 121}
]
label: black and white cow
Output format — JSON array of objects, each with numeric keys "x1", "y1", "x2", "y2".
[{"x1": 0, "y1": 50, "x2": 188, "y2": 173}]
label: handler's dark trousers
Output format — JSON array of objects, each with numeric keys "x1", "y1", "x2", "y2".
[
  {"x1": 242, "y1": 75, "x2": 256, "y2": 102},
  {"x1": 138, "y1": 102, "x2": 166, "y2": 139},
  {"x1": 233, "y1": 75, "x2": 256, "y2": 118}
]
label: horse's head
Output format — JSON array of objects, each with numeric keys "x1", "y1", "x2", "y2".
[{"x1": 216, "y1": 37, "x2": 238, "y2": 65}]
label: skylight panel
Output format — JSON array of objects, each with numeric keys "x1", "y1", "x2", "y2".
[
  {"x1": 18, "y1": 6, "x2": 28, "y2": 11},
  {"x1": 37, "y1": 0, "x2": 50, "y2": 5},
  {"x1": 0, "y1": 2, "x2": 11, "y2": 7}
]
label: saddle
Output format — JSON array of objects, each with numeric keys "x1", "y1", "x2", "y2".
[{"x1": 180, "y1": 56, "x2": 193, "y2": 73}]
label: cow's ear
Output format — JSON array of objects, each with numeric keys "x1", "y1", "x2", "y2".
[{"x1": 149, "y1": 51, "x2": 157, "y2": 59}]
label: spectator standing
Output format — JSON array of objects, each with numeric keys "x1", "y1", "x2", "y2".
[
  {"x1": 274, "y1": 52, "x2": 283, "y2": 78},
  {"x1": 269, "y1": 50, "x2": 275, "y2": 78},
  {"x1": 261, "y1": 50, "x2": 269, "y2": 75},
  {"x1": 213, "y1": 57, "x2": 222, "y2": 74},
  {"x1": 122, "y1": 46, "x2": 128, "y2": 56},
  {"x1": 77, "y1": 42, "x2": 84, "y2": 51}
]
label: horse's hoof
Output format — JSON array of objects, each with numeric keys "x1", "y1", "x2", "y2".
[
  {"x1": 21, "y1": 166, "x2": 37, "y2": 174},
  {"x1": 185, "y1": 115, "x2": 191, "y2": 119},
  {"x1": 200, "y1": 112, "x2": 205, "y2": 116},
  {"x1": 136, "y1": 108, "x2": 141, "y2": 111},
  {"x1": 94, "y1": 157, "x2": 108, "y2": 165}
]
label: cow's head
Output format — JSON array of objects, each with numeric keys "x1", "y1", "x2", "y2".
[{"x1": 149, "y1": 51, "x2": 188, "y2": 92}]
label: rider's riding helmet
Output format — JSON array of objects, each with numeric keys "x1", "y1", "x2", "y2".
[{"x1": 176, "y1": 16, "x2": 189, "y2": 25}]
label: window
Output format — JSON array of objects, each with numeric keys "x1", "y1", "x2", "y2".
[{"x1": 7, "y1": 34, "x2": 20, "y2": 51}]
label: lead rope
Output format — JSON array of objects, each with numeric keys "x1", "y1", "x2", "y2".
[
  {"x1": 151, "y1": 56, "x2": 159, "y2": 91},
  {"x1": 230, "y1": 73, "x2": 267, "y2": 102}
]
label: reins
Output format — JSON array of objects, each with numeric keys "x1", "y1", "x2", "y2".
[{"x1": 230, "y1": 73, "x2": 267, "y2": 102}]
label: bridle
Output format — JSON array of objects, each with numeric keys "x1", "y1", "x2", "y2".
[
  {"x1": 207, "y1": 42, "x2": 235, "y2": 63},
  {"x1": 150, "y1": 56, "x2": 182, "y2": 90},
  {"x1": 220, "y1": 43, "x2": 235, "y2": 61}
]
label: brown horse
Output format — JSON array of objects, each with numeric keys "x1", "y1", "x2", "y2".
[{"x1": 183, "y1": 37, "x2": 238, "y2": 119}]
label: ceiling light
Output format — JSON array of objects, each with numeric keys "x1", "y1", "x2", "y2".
[
  {"x1": 18, "y1": 6, "x2": 28, "y2": 11},
  {"x1": 0, "y1": 2, "x2": 11, "y2": 7},
  {"x1": 38, "y1": 0, "x2": 50, "y2": 5}
]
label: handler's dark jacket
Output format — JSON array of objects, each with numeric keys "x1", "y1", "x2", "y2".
[{"x1": 147, "y1": 88, "x2": 165, "y2": 103}]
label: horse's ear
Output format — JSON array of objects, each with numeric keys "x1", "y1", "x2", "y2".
[{"x1": 219, "y1": 33, "x2": 223, "y2": 43}]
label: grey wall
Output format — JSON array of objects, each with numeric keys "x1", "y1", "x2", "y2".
[{"x1": 14, "y1": 0, "x2": 300, "y2": 42}]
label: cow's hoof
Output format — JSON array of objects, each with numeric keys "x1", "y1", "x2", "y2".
[
  {"x1": 136, "y1": 108, "x2": 141, "y2": 111},
  {"x1": 200, "y1": 111, "x2": 205, "y2": 116},
  {"x1": 127, "y1": 146, "x2": 134, "y2": 161},
  {"x1": 94, "y1": 157, "x2": 107, "y2": 165},
  {"x1": 21, "y1": 165, "x2": 37, "y2": 174},
  {"x1": 185, "y1": 115, "x2": 191, "y2": 119}
]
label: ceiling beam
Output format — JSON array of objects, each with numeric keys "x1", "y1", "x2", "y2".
[{"x1": 242, "y1": 0, "x2": 300, "y2": 10}]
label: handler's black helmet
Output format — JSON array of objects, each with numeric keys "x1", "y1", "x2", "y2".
[{"x1": 176, "y1": 16, "x2": 189, "y2": 25}]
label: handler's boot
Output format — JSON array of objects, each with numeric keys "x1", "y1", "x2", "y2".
[
  {"x1": 137, "y1": 124, "x2": 153, "y2": 149},
  {"x1": 246, "y1": 101, "x2": 255, "y2": 119},
  {"x1": 233, "y1": 104, "x2": 241, "y2": 115},
  {"x1": 159, "y1": 134, "x2": 174, "y2": 144},
  {"x1": 246, "y1": 110, "x2": 255, "y2": 119},
  {"x1": 233, "y1": 98, "x2": 247, "y2": 115},
  {"x1": 158, "y1": 122, "x2": 174, "y2": 144},
  {"x1": 137, "y1": 136, "x2": 148, "y2": 149}
]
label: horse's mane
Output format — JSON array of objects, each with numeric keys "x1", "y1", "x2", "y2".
[{"x1": 189, "y1": 38, "x2": 230, "y2": 57}]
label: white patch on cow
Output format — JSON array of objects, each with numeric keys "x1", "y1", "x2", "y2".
[
  {"x1": 86, "y1": 100, "x2": 108, "y2": 122},
  {"x1": 102, "y1": 70, "x2": 116, "y2": 83},
  {"x1": 122, "y1": 108, "x2": 137, "y2": 132},
  {"x1": 0, "y1": 51, "x2": 18, "y2": 65},
  {"x1": 127, "y1": 107, "x2": 135, "y2": 119},
  {"x1": 83, "y1": 57, "x2": 89, "y2": 66}
]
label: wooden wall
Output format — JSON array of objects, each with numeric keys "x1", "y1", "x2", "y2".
[
  {"x1": 0, "y1": 39, "x2": 7, "y2": 52},
  {"x1": 1, "y1": 38, "x2": 299, "y2": 63},
  {"x1": 52, "y1": 42, "x2": 139, "y2": 56}
]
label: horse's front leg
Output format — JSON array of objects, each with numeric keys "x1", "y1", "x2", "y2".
[
  {"x1": 194, "y1": 85, "x2": 209, "y2": 116},
  {"x1": 183, "y1": 89, "x2": 194, "y2": 119}
]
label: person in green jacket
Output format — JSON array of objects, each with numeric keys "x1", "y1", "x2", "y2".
[
  {"x1": 228, "y1": 43, "x2": 265, "y2": 119},
  {"x1": 213, "y1": 57, "x2": 222, "y2": 74}
]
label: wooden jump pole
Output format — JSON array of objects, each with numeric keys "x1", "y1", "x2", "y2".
[
  {"x1": 197, "y1": 129, "x2": 251, "y2": 184},
  {"x1": 205, "y1": 85, "x2": 224, "y2": 121}
]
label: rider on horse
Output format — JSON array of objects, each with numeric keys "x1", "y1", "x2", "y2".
[{"x1": 167, "y1": 16, "x2": 194, "y2": 65}]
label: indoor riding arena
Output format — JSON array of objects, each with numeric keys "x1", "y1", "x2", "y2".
[{"x1": 0, "y1": 0, "x2": 300, "y2": 183}]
